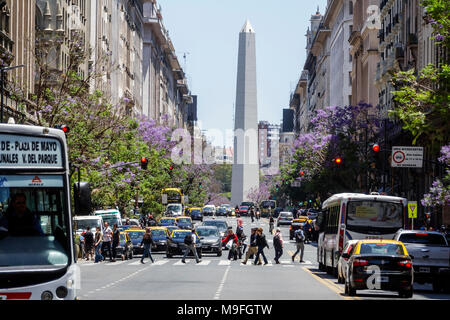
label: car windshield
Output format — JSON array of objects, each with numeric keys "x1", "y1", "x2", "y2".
[
  {"x1": 177, "y1": 218, "x2": 191, "y2": 224},
  {"x1": 262, "y1": 201, "x2": 275, "y2": 208},
  {"x1": 100, "y1": 214, "x2": 121, "y2": 228},
  {"x1": 167, "y1": 205, "x2": 182, "y2": 212},
  {"x1": 172, "y1": 231, "x2": 190, "y2": 240},
  {"x1": 191, "y1": 209, "x2": 201, "y2": 214},
  {"x1": 280, "y1": 213, "x2": 292, "y2": 218},
  {"x1": 399, "y1": 233, "x2": 447, "y2": 245},
  {"x1": 359, "y1": 243, "x2": 405, "y2": 256},
  {"x1": 127, "y1": 231, "x2": 145, "y2": 240},
  {"x1": 197, "y1": 228, "x2": 219, "y2": 237},
  {"x1": 240, "y1": 206, "x2": 248, "y2": 210},
  {"x1": 0, "y1": 175, "x2": 70, "y2": 269},
  {"x1": 74, "y1": 219, "x2": 101, "y2": 232},
  {"x1": 150, "y1": 229, "x2": 166, "y2": 237},
  {"x1": 203, "y1": 221, "x2": 227, "y2": 231},
  {"x1": 346, "y1": 201, "x2": 403, "y2": 233}
]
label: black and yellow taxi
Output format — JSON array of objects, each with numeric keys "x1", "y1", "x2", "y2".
[
  {"x1": 344, "y1": 239, "x2": 413, "y2": 298},
  {"x1": 289, "y1": 216, "x2": 309, "y2": 240},
  {"x1": 188, "y1": 207, "x2": 203, "y2": 221},
  {"x1": 158, "y1": 216, "x2": 177, "y2": 227},
  {"x1": 166, "y1": 229, "x2": 203, "y2": 259},
  {"x1": 116, "y1": 231, "x2": 133, "y2": 260},
  {"x1": 146, "y1": 226, "x2": 170, "y2": 251},
  {"x1": 125, "y1": 227, "x2": 146, "y2": 255},
  {"x1": 175, "y1": 216, "x2": 193, "y2": 229}
]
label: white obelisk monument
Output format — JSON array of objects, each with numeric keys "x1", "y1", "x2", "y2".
[{"x1": 231, "y1": 20, "x2": 260, "y2": 206}]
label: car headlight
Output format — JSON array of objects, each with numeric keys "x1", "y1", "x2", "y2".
[
  {"x1": 169, "y1": 243, "x2": 178, "y2": 247},
  {"x1": 158, "y1": 240, "x2": 167, "y2": 244}
]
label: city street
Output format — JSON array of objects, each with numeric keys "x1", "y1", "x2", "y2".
[{"x1": 77, "y1": 216, "x2": 450, "y2": 301}]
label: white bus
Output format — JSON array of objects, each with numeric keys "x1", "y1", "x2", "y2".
[
  {"x1": 0, "y1": 124, "x2": 79, "y2": 300},
  {"x1": 316, "y1": 193, "x2": 408, "y2": 276},
  {"x1": 94, "y1": 209, "x2": 122, "y2": 227}
]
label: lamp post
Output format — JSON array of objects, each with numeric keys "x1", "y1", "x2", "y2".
[{"x1": 1, "y1": 64, "x2": 26, "y2": 123}]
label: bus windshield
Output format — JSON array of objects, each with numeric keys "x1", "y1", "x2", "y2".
[
  {"x1": 74, "y1": 219, "x2": 102, "y2": 233},
  {"x1": 0, "y1": 175, "x2": 70, "y2": 269},
  {"x1": 262, "y1": 200, "x2": 275, "y2": 208},
  {"x1": 346, "y1": 201, "x2": 403, "y2": 234}
]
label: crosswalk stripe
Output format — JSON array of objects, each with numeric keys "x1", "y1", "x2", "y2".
[
  {"x1": 218, "y1": 260, "x2": 231, "y2": 266},
  {"x1": 129, "y1": 261, "x2": 143, "y2": 266},
  {"x1": 105, "y1": 260, "x2": 127, "y2": 266},
  {"x1": 197, "y1": 260, "x2": 211, "y2": 266},
  {"x1": 173, "y1": 261, "x2": 186, "y2": 266},
  {"x1": 153, "y1": 260, "x2": 169, "y2": 266}
]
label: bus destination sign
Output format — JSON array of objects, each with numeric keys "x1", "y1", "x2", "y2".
[{"x1": 0, "y1": 134, "x2": 63, "y2": 168}]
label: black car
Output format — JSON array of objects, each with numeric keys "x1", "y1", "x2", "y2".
[
  {"x1": 344, "y1": 240, "x2": 413, "y2": 298},
  {"x1": 189, "y1": 208, "x2": 203, "y2": 221},
  {"x1": 196, "y1": 226, "x2": 222, "y2": 256},
  {"x1": 166, "y1": 230, "x2": 203, "y2": 258},
  {"x1": 216, "y1": 207, "x2": 227, "y2": 216},
  {"x1": 176, "y1": 217, "x2": 193, "y2": 230}
]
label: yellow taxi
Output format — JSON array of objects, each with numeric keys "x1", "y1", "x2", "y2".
[
  {"x1": 289, "y1": 216, "x2": 310, "y2": 240},
  {"x1": 158, "y1": 216, "x2": 177, "y2": 227},
  {"x1": 188, "y1": 207, "x2": 203, "y2": 221},
  {"x1": 175, "y1": 216, "x2": 193, "y2": 230},
  {"x1": 344, "y1": 239, "x2": 413, "y2": 298},
  {"x1": 166, "y1": 229, "x2": 202, "y2": 258},
  {"x1": 124, "y1": 228, "x2": 146, "y2": 255},
  {"x1": 145, "y1": 226, "x2": 170, "y2": 251}
]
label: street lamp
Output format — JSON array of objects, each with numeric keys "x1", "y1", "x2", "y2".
[{"x1": 1, "y1": 64, "x2": 26, "y2": 123}]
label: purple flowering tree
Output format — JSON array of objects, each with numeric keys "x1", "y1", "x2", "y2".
[{"x1": 422, "y1": 145, "x2": 450, "y2": 207}]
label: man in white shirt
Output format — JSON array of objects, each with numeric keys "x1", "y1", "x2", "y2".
[{"x1": 102, "y1": 222, "x2": 113, "y2": 261}]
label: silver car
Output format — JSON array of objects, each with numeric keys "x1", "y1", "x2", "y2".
[{"x1": 277, "y1": 212, "x2": 294, "y2": 226}]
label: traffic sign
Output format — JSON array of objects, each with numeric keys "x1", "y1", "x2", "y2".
[
  {"x1": 408, "y1": 201, "x2": 418, "y2": 219},
  {"x1": 391, "y1": 147, "x2": 423, "y2": 168}
]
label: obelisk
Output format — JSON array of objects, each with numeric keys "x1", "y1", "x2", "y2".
[{"x1": 231, "y1": 20, "x2": 260, "y2": 206}]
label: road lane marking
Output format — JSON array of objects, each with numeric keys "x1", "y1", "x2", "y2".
[
  {"x1": 218, "y1": 260, "x2": 231, "y2": 266},
  {"x1": 153, "y1": 260, "x2": 169, "y2": 266},
  {"x1": 302, "y1": 267, "x2": 359, "y2": 300},
  {"x1": 214, "y1": 266, "x2": 231, "y2": 300},
  {"x1": 104, "y1": 261, "x2": 127, "y2": 266},
  {"x1": 173, "y1": 261, "x2": 186, "y2": 266},
  {"x1": 197, "y1": 260, "x2": 211, "y2": 266}
]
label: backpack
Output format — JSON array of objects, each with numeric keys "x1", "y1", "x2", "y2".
[
  {"x1": 184, "y1": 233, "x2": 193, "y2": 245},
  {"x1": 295, "y1": 230, "x2": 305, "y2": 243}
]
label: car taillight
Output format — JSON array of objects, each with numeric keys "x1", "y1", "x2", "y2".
[
  {"x1": 290, "y1": 226, "x2": 292, "y2": 230},
  {"x1": 353, "y1": 259, "x2": 368, "y2": 267},
  {"x1": 398, "y1": 260, "x2": 412, "y2": 268}
]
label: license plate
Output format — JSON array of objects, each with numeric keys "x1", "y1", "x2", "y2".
[
  {"x1": 376, "y1": 276, "x2": 389, "y2": 283},
  {"x1": 419, "y1": 267, "x2": 430, "y2": 273}
]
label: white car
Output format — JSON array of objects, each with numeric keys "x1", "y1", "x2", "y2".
[
  {"x1": 202, "y1": 205, "x2": 216, "y2": 216},
  {"x1": 337, "y1": 240, "x2": 359, "y2": 284}
]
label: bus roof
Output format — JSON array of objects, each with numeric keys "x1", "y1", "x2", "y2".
[
  {"x1": 94, "y1": 209, "x2": 120, "y2": 215},
  {"x1": 322, "y1": 193, "x2": 407, "y2": 208},
  {"x1": 0, "y1": 123, "x2": 67, "y2": 140}
]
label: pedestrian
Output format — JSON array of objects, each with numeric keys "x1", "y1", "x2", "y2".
[
  {"x1": 101, "y1": 222, "x2": 113, "y2": 261},
  {"x1": 182, "y1": 229, "x2": 201, "y2": 264},
  {"x1": 111, "y1": 224, "x2": 121, "y2": 262},
  {"x1": 140, "y1": 229, "x2": 155, "y2": 264},
  {"x1": 269, "y1": 215, "x2": 275, "y2": 234},
  {"x1": 250, "y1": 207, "x2": 255, "y2": 223},
  {"x1": 273, "y1": 228, "x2": 283, "y2": 264},
  {"x1": 84, "y1": 226, "x2": 94, "y2": 261},
  {"x1": 222, "y1": 229, "x2": 239, "y2": 260},
  {"x1": 304, "y1": 220, "x2": 312, "y2": 244},
  {"x1": 94, "y1": 226, "x2": 104, "y2": 263},
  {"x1": 242, "y1": 228, "x2": 261, "y2": 265},
  {"x1": 236, "y1": 226, "x2": 247, "y2": 258},
  {"x1": 236, "y1": 214, "x2": 243, "y2": 232},
  {"x1": 79, "y1": 232, "x2": 85, "y2": 261},
  {"x1": 292, "y1": 225, "x2": 305, "y2": 263},
  {"x1": 254, "y1": 228, "x2": 269, "y2": 265},
  {"x1": 256, "y1": 207, "x2": 260, "y2": 220},
  {"x1": 234, "y1": 206, "x2": 239, "y2": 217}
]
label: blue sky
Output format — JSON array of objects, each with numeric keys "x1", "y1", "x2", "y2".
[{"x1": 158, "y1": 0, "x2": 328, "y2": 146}]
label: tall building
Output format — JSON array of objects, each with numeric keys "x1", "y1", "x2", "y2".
[
  {"x1": 0, "y1": 0, "x2": 36, "y2": 122},
  {"x1": 231, "y1": 20, "x2": 259, "y2": 206},
  {"x1": 142, "y1": 0, "x2": 191, "y2": 128}
]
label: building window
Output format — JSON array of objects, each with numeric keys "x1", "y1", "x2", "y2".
[{"x1": 349, "y1": 1, "x2": 353, "y2": 15}]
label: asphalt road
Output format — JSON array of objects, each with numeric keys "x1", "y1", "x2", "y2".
[{"x1": 77, "y1": 216, "x2": 450, "y2": 300}]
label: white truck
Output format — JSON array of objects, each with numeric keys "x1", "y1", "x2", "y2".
[
  {"x1": 393, "y1": 230, "x2": 450, "y2": 292},
  {"x1": 73, "y1": 215, "x2": 104, "y2": 236}
]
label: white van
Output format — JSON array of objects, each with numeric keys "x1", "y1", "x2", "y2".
[{"x1": 73, "y1": 215, "x2": 104, "y2": 236}]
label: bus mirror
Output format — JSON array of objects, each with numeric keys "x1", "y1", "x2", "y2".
[{"x1": 73, "y1": 182, "x2": 92, "y2": 215}]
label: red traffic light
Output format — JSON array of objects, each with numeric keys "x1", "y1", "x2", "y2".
[
  {"x1": 169, "y1": 165, "x2": 174, "y2": 171},
  {"x1": 372, "y1": 144, "x2": 380, "y2": 152},
  {"x1": 300, "y1": 171, "x2": 305, "y2": 176},
  {"x1": 335, "y1": 157, "x2": 342, "y2": 164},
  {"x1": 140, "y1": 157, "x2": 149, "y2": 169}
]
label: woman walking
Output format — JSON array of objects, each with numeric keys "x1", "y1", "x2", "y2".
[
  {"x1": 140, "y1": 229, "x2": 155, "y2": 264},
  {"x1": 94, "y1": 226, "x2": 104, "y2": 263},
  {"x1": 273, "y1": 228, "x2": 283, "y2": 264}
]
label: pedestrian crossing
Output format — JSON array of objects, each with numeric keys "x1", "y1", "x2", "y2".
[{"x1": 78, "y1": 258, "x2": 314, "y2": 268}]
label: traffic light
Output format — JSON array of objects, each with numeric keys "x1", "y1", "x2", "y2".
[
  {"x1": 300, "y1": 170, "x2": 305, "y2": 176},
  {"x1": 372, "y1": 143, "x2": 380, "y2": 152},
  {"x1": 334, "y1": 157, "x2": 342, "y2": 165},
  {"x1": 168, "y1": 164, "x2": 174, "y2": 177},
  {"x1": 140, "y1": 157, "x2": 149, "y2": 169},
  {"x1": 275, "y1": 184, "x2": 280, "y2": 191},
  {"x1": 55, "y1": 124, "x2": 70, "y2": 134}
]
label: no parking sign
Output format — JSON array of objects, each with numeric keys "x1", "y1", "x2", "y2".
[{"x1": 391, "y1": 147, "x2": 423, "y2": 168}]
